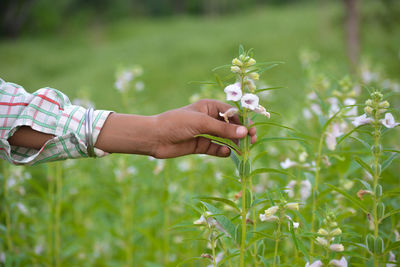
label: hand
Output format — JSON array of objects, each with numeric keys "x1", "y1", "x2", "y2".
[{"x1": 151, "y1": 99, "x2": 257, "y2": 158}]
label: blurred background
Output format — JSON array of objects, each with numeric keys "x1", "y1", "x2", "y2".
[
  {"x1": 1, "y1": 0, "x2": 399, "y2": 116},
  {"x1": 1, "y1": 0, "x2": 400, "y2": 266}
]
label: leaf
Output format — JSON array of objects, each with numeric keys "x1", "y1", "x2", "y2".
[
  {"x1": 322, "y1": 108, "x2": 343, "y2": 132},
  {"x1": 195, "y1": 134, "x2": 241, "y2": 153},
  {"x1": 230, "y1": 150, "x2": 241, "y2": 170},
  {"x1": 325, "y1": 183, "x2": 369, "y2": 214},
  {"x1": 201, "y1": 201, "x2": 236, "y2": 240},
  {"x1": 384, "y1": 241, "x2": 400, "y2": 254},
  {"x1": 257, "y1": 63, "x2": 280, "y2": 74},
  {"x1": 354, "y1": 156, "x2": 373, "y2": 175},
  {"x1": 289, "y1": 222, "x2": 309, "y2": 259},
  {"x1": 357, "y1": 179, "x2": 372, "y2": 191},
  {"x1": 336, "y1": 125, "x2": 363, "y2": 146},
  {"x1": 196, "y1": 196, "x2": 240, "y2": 213},
  {"x1": 250, "y1": 137, "x2": 306, "y2": 150},
  {"x1": 250, "y1": 168, "x2": 294, "y2": 178},
  {"x1": 350, "y1": 136, "x2": 371, "y2": 149},
  {"x1": 211, "y1": 64, "x2": 232, "y2": 72},
  {"x1": 381, "y1": 153, "x2": 399, "y2": 171},
  {"x1": 214, "y1": 73, "x2": 225, "y2": 89},
  {"x1": 252, "y1": 151, "x2": 268, "y2": 163},
  {"x1": 216, "y1": 252, "x2": 240, "y2": 266},
  {"x1": 239, "y1": 44, "x2": 244, "y2": 55},
  {"x1": 380, "y1": 208, "x2": 400, "y2": 223},
  {"x1": 254, "y1": 87, "x2": 284, "y2": 93},
  {"x1": 250, "y1": 122, "x2": 297, "y2": 132}
]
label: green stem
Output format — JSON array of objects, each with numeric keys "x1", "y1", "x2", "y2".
[
  {"x1": 240, "y1": 173, "x2": 247, "y2": 267},
  {"x1": 163, "y1": 160, "x2": 170, "y2": 266},
  {"x1": 47, "y1": 165, "x2": 55, "y2": 265},
  {"x1": 212, "y1": 236, "x2": 217, "y2": 267},
  {"x1": 310, "y1": 134, "x2": 324, "y2": 259},
  {"x1": 2, "y1": 163, "x2": 13, "y2": 252},
  {"x1": 249, "y1": 177, "x2": 259, "y2": 267},
  {"x1": 55, "y1": 162, "x2": 62, "y2": 267},
  {"x1": 372, "y1": 113, "x2": 381, "y2": 267},
  {"x1": 272, "y1": 215, "x2": 282, "y2": 267}
]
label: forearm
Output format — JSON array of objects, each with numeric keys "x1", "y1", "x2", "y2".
[{"x1": 95, "y1": 113, "x2": 158, "y2": 155}]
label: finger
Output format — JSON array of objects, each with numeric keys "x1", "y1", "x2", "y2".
[
  {"x1": 249, "y1": 126, "x2": 257, "y2": 137},
  {"x1": 201, "y1": 116, "x2": 248, "y2": 140}
]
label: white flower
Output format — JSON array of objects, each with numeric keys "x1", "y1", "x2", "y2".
[
  {"x1": 254, "y1": 105, "x2": 270, "y2": 118},
  {"x1": 194, "y1": 212, "x2": 228, "y2": 235},
  {"x1": 135, "y1": 81, "x2": 145, "y2": 91},
  {"x1": 330, "y1": 244, "x2": 344, "y2": 252},
  {"x1": 329, "y1": 257, "x2": 347, "y2": 267},
  {"x1": 259, "y1": 213, "x2": 279, "y2": 222},
  {"x1": 305, "y1": 260, "x2": 323, "y2": 267},
  {"x1": 280, "y1": 158, "x2": 297, "y2": 169},
  {"x1": 387, "y1": 251, "x2": 397, "y2": 267},
  {"x1": 328, "y1": 97, "x2": 340, "y2": 116},
  {"x1": 352, "y1": 114, "x2": 373, "y2": 127},
  {"x1": 300, "y1": 180, "x2": 312, "y2": 201},
  {"x1": 285, "y1": 180, "x2": 297, "y2": 198},
  {"x1": 299, "y1": 152, "x2": 308, "y2": 162},
  {"x1": 316, "y1": 237, "x2": 328, "y2": 246},
  {"x1": 219, "y1": 107, "x2": 239, "y2": 123},
  {"x1": 344, "y1": 98, "x2": 357, "y2": 116},
  {"x1": 326, "y1": 122, "x2": 346, "y2": 150},
  {"x1": 326, "y1": 132, "x2": 337, "y2": 151},
  {"x1": 241, "y1": 93, "x2": 259, "y2": 110},
  {"x1": 310, "y1": 104, "x2": 322, "y2": 115},
  {"x1": 303, "y1": 108, "x2": 312, "y2": 119},
  {"x1": 224, "y1": 83, "x2": 242, "y2": 101},
  {"x1": 380, "y1": 113, "x2": 399, "y2": 128},
  {"x1": 17, "y1": 202, "x2": 29, "y2": 215},
  {"x1": 307, "y1": 92, "x2": 318, "y2": 100},
  {"x1": 265, "y1": 206, "x2": 279, "y2": 216}
]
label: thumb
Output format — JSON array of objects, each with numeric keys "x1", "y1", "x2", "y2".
[{"x1": 200, "y1": 116, "x2": 248, "y2": 139}]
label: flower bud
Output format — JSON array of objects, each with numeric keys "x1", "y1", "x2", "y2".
[
  {"x1": 375, "y1": 184, "x2": 382, "y2": 198},
  {"x1": 377, "y1": 202, "x2": 385, "y2": 219},
  {"x1": 245, "y1": 56, "x2": 250, "y2": 61},
  {"x1": 372, "y1": 144, "x2": 381, "y2": 155},
  {"x1": 318, "y1": 228, "x2": 329, "y2": 236},
  {"x1": 366, "y1": 234, "x2": 375, "y2": 253},
  {"x1": 329, "y1": 221, "x2": 338, "y2": 228},
  {"x1": 374, "y1": 236, "x2": 384, "y2": 255},
  {"x1": 285, "y1": 202, "x2": 299, "y2": 211},
  {"x1": 365, "y1": 99, "x2": 373, "y2": 106},
  {"x1": 330, "y1": 244, "x2": 344, "y2": 252},
  {"x1": 379, "y1": 101, "x2": 390, "y2": 109},
  {"x1": 364, "y1": 106, "x2": 373, "y2": 115},
  {"x1": 372, "y1": 164, "x2": 382, "y2": 177},
  {"x1": 248, "y1": 72, "x2": 260, "y2": 80},
  {"x1": 232, "y1": 58, "x2": 243, "y2": 66},
  {"x1": 316, "y1": 237, "x2": 328, "y2": 247},
  {"x1": 247, "y1": 58, "x2": 256, "y2": 66},
  {"x1": 330, "y1": 228, "x2": 342, "y2": 236},
  {"x1": 231, "y1": 66, "x2": 241, "y2": 73}
]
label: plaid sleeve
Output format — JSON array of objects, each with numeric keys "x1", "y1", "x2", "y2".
[{"x1": 0, "y1": 78, "x2": 113, "y2": 165}]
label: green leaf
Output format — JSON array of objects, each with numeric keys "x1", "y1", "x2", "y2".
[
  {"x1": 381, "y1": 153, "x2": 399, "y2": 171},
  {"x1": 379, "y1": 208, "x2": 400, "y2": 223},
  {"x1": 257, "y1": 63, "x2": 280, "y2": 74},
  {"x1": 201, "y1": 201, "x2": 236, "y2": 240},
  {"x1": 354, "y1": 156, "x2": 373, "y2": 175},
  {"x1": 196, "y1": 196, "x2": 240, "y2": 213},
  {"x1": 250, "y1": 122, "x2": 297, "y2": 132},
  {"x1": 250, "y1": 168, "x2": 294, "y2": 178},
  {"x1": 214, "y1": 73, "x2": 225, "y2": 89},
  {"x1": 322, "y1": 108, "x2": 343, "y2": 132},
  {"x1": 216, "y1": 252, "x2": 240, "y2": 266},
  {"x1": 239, "y1": 44, "x2": 244, "y2": 55},
  {"x1": 336, "y1": 125, "x2": 363, "y2": 146},
  {"x1": 195, "y1": 134, "x2": 241, "y2": 153},
  {"x1": 289, "y1": 221, "x2": 309, "y2": 259},
  {"x1": 252, "y1": 151, "x2": 268, "y2": 163},
  {"x1": 250, "y1": 137, "x2": 305, "y2": 150},
  {"x1": 357, "y1": 179, "x2": 372, "y2": 192},
  {"x1": 384, "y1": 241, "x2": 400, "y2": 254},
  {"x1": 325, "y1": 183, "x2": 369, "y2": 214},
  {"x1": 350, "y1": 136, "x2": 371, "y2": 149},
  {"x1": 230, "y1": 151, "x2": 241, "y2": 170},
  {"x1": 211, "y1": 64, "x2": 232, "y2": 72},
  {"x1": 254, "y1": 87, "x2": 284, "y2": 93}
]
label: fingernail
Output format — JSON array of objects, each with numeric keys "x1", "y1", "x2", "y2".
[{"x1": 236, "y1": 126, "x2": 247, "y2": 136}]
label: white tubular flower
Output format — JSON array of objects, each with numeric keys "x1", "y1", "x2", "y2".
[
  {"x1": 248, "y1": 72, "x2": 260, "y2": 80},
  {"x1": 318, "y1": 228, "x2": 329, "y2": 236},
  {"x1": 293, "y1": 222, "x2": 300, "y2": 228},
  {"x1": 285, "y1": 180, "x2": 297, "y2": 198},
  {"x1": 330, "y1": 244, "x2": 344, "y2": 252},
  {"x1": 344, "y1": 98, "x2": 357, "y2": 116},
  {"x1": 300, "y1": 180, "x2": 312, "y2": 201},
  {"x1": 316, "y1": 237, "x2": 328, "y2": 247},
  {"x1": 280, "y1": 158, "x2": 297, "y2": 169},
  {"x1": 285, "y1": 202, "x2": 299, "y2": 211},
  {"x1": 231, "y1": 66, "x2": 241, "y2": 73},
  {"x1": 326, "y1": 132, "x2": 337, "y2": 151},
  {"x1": 265, "y1": 206, "x2": 279, "y2": 217},
  {"x1": 219, "y1": 107, "x2": 239, "y2": 123},
  {"x1": 259, "y1": 214, "x2": 279, "y2": 222},
  {"x1": 380, "y1": 113, "x2": 399, "y2": 128},
  {"x1": 246, "y1": 78, "x2": 256, "y2": 91},
  {"x1": 254, "y1": 105, "x2": 270, "y2": 118},
  {"x1": 305, "y1": 260, "x2": 323, "y2": 267},
  {"x1": 241, "y1": 93, "x2": 259, "y2": 110},
  {"x1": 299, "y1": 152, "x2": 308, "y2": 162},
  {"x1": 330, "y1": 228, "x2": 342, "y2": 236},
  {"x1": 303, "y1": 108, "x2": 312, "y2": 119},
  {"x1": 232, "y1": 58, "x2": 243, "y2": 66},
  {"x1": 329, "y1": 257, "x2": 348, "y2": 267},
  {"x1": 352, "y1": 114, "x2": 373, "y2": 127},
  {"x1": 224, "y1": 83, "x2": 242, "y2": 101},
  {"x1": 247, "y1": 58, "x2": 256, "y2": 66},
  {"x1": 310, "y1": 104, "x2": 322, "y2": 115}
]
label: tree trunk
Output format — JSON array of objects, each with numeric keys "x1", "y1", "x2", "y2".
[{"x1": 343, "y1": 0, "x2": 360, "y2": 74}]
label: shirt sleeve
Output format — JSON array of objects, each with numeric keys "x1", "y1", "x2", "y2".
[{"x1": 0, "y1": 78, "x2": 113, "y2": 165}]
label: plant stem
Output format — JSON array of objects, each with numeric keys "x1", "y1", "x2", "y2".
[
  {"x1": 240, "y1": 172, "x2": 247, "y2": 267},
  {"x1": 372, "y1": 112, "x2": 381, "y2": 267},
  {"x1": 163, "y1": 160, "x2": 170, "y2": 266},
  {"x1": 2, "y1": 163, "x2": 14, "y2": 252},
  {"x1": 310, "y1": 134, "x2": 324, "y2": 259},
  {"x1": 55, "y1": 162, "x2": 62, "y2": 267},
  {"x1": 273, "y1": 215, "x2": 282, "y2": 267},
  {"x1": 249, "y1": 177, "x2": 259, "y2": 267},
  {"x1": 47, "y1": 165, "x2": 55, "y2": 265}
]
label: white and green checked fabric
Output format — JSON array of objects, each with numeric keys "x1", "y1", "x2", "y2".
[{"x1": 0, "y1": 78, "x2": 112, "y2": 165}]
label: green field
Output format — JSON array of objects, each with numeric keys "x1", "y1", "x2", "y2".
[{"x1": 1, "y1": 2, "x2": 400, "y2": 266}]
